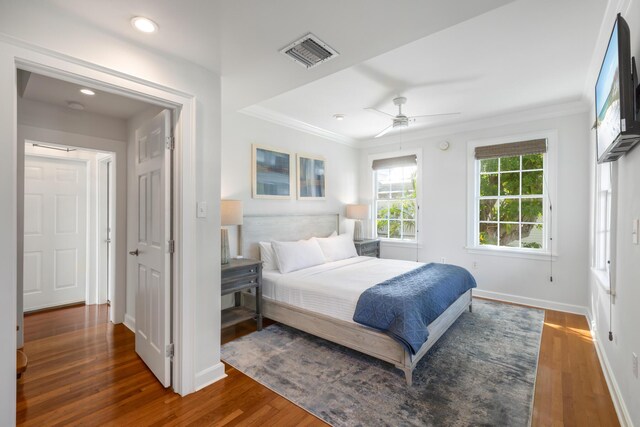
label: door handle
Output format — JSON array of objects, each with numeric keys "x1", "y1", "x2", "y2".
[{"x1": 129, "y1": 249, "x2": 139, "y2": 256}]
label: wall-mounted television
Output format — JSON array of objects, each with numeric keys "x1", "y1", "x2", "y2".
[{"x1": 595, "y1": 14, "x2": 640, "y2": 163}]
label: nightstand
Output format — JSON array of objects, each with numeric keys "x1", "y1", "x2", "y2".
[
  {"x1": 354, "y1": 239, "x2": 381, "y2": 258},
  {"x1": 221, "y1": 258, "x2": 262, "y2": 330}
]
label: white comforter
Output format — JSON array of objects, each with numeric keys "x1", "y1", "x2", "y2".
[{"x1": 262, "y1": 256, "x2": 423, "y2": 323}]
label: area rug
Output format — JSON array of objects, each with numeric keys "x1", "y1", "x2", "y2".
[{"x1": 221, "y1": 299, "x2": 544, "y2": 426}]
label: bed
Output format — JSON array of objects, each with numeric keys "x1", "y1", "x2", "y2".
[{"x1": 241, "y1": 214, "x2": 474, "y2": 385}]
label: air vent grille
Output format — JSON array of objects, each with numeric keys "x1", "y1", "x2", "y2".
[{"x1": 280, "y1": 33, "x2": 338, "y2": 69}]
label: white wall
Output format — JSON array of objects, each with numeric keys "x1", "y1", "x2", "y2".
[
  {"x1": 18, "y1": 97, "x2": 127, "y2": 141},
  {"x1": 125, "y1": 106, "x2": 164, "y2": 330},
  {"x1": 359, "y1": 111, "x2": 591, "y2": 313},
  {"x1": 587, "y1": 1, "x2": 640, "y2": 425},
  {"x1": 0, "y1": 9, "x2": 222, "y2": 420}
]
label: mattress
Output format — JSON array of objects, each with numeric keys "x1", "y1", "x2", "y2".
[{"x1": 262, "y1": 256, "x2": 423, "y2": 323}]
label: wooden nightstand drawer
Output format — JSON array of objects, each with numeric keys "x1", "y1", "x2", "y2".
[{"x1": 354, "y1": 239, "x2": 380, "y2": 258}]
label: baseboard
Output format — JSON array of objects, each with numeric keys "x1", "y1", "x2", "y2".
[
  {"x1": 24, "y1": 300, "x2": 85, "y2": 315},
  {"x1": 473, "y1": 289, "x2": 587, "y2": 315},
  {"x1": 194, "y1": 362, "x2": 227, "y2": 392},
  {"x1": 586, "y1": 311, "x2": 633, "y2": 427},
  {"x1": 124, "y1": 314, "x2": 136, "y2": 333}
]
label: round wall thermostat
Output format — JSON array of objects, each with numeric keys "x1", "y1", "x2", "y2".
[{"x1": 439, "y1": 141, "x2": 450, "y2": 151}]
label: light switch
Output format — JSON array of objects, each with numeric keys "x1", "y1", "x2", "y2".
[
  {"x1": 196, "y1": 201, "x2": 208, "y2": 218},
  {"x1": 633, "y1": 218, "x2": 639, "y2": 245}
]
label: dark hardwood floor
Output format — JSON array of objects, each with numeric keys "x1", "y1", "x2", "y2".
[{"x1": 17, "y1": 303, "x2": 619, "y2": 426}]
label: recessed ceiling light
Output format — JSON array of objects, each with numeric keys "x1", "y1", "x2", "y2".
[
  {"x1": 333, "y1": 114, "x2": 345, "y2": 121},
  {"x1": 67, "y1": 101, "x2": 85, "y2": 111},
  {"x1": 80, "y1": 88, "x2": 95, "y2": 96},
  {"x1": 131, "y1": 16, "x2": 158, "y2": 33}
]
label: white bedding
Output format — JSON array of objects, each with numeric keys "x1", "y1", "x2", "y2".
[{"x1": 262, "y1": 256, "x2": 423, "y2": 323}]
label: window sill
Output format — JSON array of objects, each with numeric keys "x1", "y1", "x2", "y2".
[
  {"x1": 465, "y1": 246, "x2": 558, "y2": 261},
  {"x1": 591, "y1": 268, "x2": 611, "y2": 294},
  {"x1": 380, "y1": 239, "x2": 422, "y2": 249}
]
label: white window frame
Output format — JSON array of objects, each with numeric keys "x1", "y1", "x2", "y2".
[
  {"x1": 368, "y1": 149, "x2": 422, "y2": 246},
  {"x1": 466, "y1": 131, "x2": 558, "y2": 260},
  {"x1": 592, "y1": 161, "x2": 613, "y2": 290}
]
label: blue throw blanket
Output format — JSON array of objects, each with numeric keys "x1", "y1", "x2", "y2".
[{"x1": 353, "y1": 263, "x2": 477, "y2": 354}]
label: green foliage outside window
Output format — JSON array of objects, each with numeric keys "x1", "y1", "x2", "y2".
[
  {"x1": 478, "y1": 154, "x2": 544, "y2": 249},
  {"x1": 376, "y1": 167, "x2": 417, "y2": 240}
]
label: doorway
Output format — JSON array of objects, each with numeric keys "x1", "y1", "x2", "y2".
[
  {"x1": 22, "y1": 144, "x2": 114, "y2": 312},
  {"x1": 17, "y1": 69, "x2": 176, "y2": 388}
]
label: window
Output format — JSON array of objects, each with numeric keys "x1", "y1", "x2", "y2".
[
  {"x1": 594, "y1": 162, "x2": 612, "y2": 275},
  {"x1": 473, "y1": 139, "x2": 548, "y2": 251},
  {"x1": 373, "y1": 155, "x2": 418, "y2": 241}
]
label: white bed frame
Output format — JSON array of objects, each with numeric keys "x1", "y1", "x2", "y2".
[{"x1": 241, "y1": 214, "x2": 473, "y2": 386}]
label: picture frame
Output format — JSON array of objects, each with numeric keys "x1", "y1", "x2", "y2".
[
  {"x1": 252, "y1": 144, "x2": 294, "y2": 199},
  {"x1": 297, "y1": 153, "x2": 326, "y2": 200}
]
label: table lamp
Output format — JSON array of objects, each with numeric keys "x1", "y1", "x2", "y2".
[
  {"x1": 221, "y1": 200, "x2": 243, "y2": 264},
  {"x1": 346, "y1": 204, "x2": 370, "y2": 241}
]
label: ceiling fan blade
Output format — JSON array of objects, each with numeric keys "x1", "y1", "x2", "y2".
[
  {"x1": 374, "y1": 125, "x2": 394, "y2": 138},
  {"x1": 410, "y1": 112, "x2": 461, "y2": 119},
  {"x1": 365, "y1": 107, "x2": 395, "y2": 118}
]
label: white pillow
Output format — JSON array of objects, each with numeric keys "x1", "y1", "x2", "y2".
[
  {"x1": 314, "y1": 233, "x2": 358, "y2": 262},
  {"x1": 272, "y1": 238, "x2": 326, "y2": 274},
  {"x1": 259, "y1": 241, "x2": 278, "y2": 270}
]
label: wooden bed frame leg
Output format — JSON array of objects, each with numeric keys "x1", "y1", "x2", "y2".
[
  {"x1": 469, "y1": 302, "x2": 473, "y2": 313},
  {"x1": 403, "y1": 368, "x2": 413, "y2": 386}
]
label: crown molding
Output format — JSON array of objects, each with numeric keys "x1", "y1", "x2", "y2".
[
  {"x1": 239, "y1": 105, "x2": 359, "y2": 147},
  {"x1": 241, "y1": 99, "x2": 589, "y2": 150}
]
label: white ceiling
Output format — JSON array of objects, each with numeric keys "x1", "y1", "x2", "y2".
[
  {"x1": 248, "y1": 0, "x2": 606, "y2": 142},
  {"x1": 1, "y1": 0, "x2": 515, "y2": 111},
  {"x1": 20, "y1": 72, "x2": 154, "y2": 120},
  {"x1": 1, "y1": 0, "x2": 609, "y2": 143}
]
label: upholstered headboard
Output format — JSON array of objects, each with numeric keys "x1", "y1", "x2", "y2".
[{"x1": 241, "y1": 214, "x2": 340, "y2": 260}]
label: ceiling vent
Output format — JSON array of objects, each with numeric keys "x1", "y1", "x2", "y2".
[{"x1": 280, "y1": 33, "x2": 339, "y2": 69}]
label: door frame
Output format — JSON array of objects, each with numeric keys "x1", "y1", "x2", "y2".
[
  {"x1": 13, "y1": 56, "x2": 197, "y2": 396},
  {"x1": 97, "y1": 155, "x2": 114, "y2": 307}
]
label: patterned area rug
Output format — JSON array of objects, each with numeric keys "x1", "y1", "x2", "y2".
[{"x1": 221, "y1": 299, "x2": 544, "y2": 426}]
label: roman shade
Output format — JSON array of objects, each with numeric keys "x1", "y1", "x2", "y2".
[
  {"x1": 474, "y1": 139, "x2": 547, "y2": 160},
  {"x1": 371, "y1": 154, "x2": 417, "y2": 170}
]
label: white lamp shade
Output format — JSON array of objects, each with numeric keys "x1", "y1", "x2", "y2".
[
  {"x1": 346, "y1": 204, "x2": 370, "y2": 220},
  {"x1": 221, "y1": 200, "x2": 243, "y2": 225}
]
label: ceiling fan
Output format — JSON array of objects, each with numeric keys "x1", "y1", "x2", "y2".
[{"x1": 365, "y1": 96, "x2": 460, "y2": 138}]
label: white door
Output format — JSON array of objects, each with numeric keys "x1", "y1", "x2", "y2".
[
  {"x1": 132, "y1": 110, "x2": 172, "y2": 387},
  {"x1": 24, "y1": 156, "x2": 88, "y2": 311}
]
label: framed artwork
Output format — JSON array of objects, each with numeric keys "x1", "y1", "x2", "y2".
[
  {"x1": 297, "y1": 153, "x2": 326, "y2": 200},
  {"x1": 252, "y1": 144, "x2": 294, "y2": 199}
]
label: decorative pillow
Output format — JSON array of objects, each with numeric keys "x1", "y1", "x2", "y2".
[
  {"x1": 259, "y1": 241, "x2": 278, "y2": 270},
  {"x1": 314, "y1": 233, "x2": 358, "y2": 262},
  {"x1": 272, "y1": 238, "x2": 326, "y2": 274}
]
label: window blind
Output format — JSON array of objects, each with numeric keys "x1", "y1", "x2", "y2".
[
  {"x1": 371, "y1": 154, "x2": 417, "y2": 170},
  {"x1": 474, "y1": 139, "x2": 547, "y2": 160}
]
